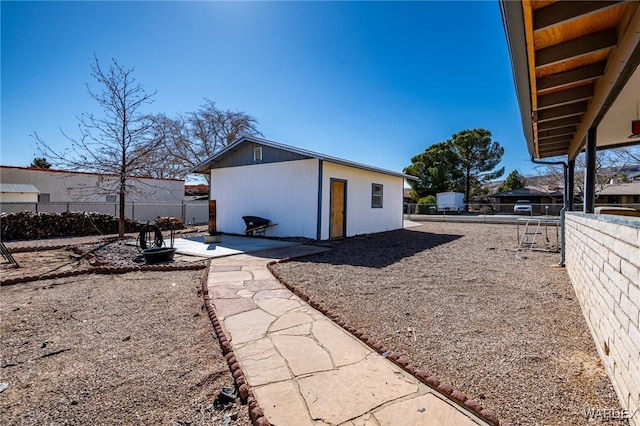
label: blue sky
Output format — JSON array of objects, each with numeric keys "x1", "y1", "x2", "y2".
[{"x1": 1, "y1": 1, "x2": 534, "y2": 181}]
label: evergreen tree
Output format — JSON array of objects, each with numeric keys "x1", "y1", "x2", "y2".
[
  {"x1": 30, "y1": 157, "x2": 51, "y2": 169},
  {"x1": 449, "y1": 128, "x2": 504, "y2": 204},
  {"x1": 498, "y1": 170, "x2": 527, "y2": 192},
  {"x1": 403, "y1": 140, "x2": 463, "y2": 199},
  {"x1": 405, "y1": 128, "x2": 504, "y2": 204}
]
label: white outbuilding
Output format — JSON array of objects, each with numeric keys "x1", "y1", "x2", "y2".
[
  {"x1": 0, "y1": 183, "x2": 40, "y2": 203},
  {"x1": 191, "y1": 136, "x2": 416, "y2": 240}
]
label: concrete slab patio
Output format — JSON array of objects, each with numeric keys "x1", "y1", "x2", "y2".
[
  {"x1": 172, "y1": 235, "x2": 299, "y2": 258},
  {"x1": 206, "y1": 244, "x2": 490, "y2": 425}
]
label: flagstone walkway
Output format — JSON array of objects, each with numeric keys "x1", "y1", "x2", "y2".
[{"x1": 207, "y1": 245, "x2": 490, "y2": 426}]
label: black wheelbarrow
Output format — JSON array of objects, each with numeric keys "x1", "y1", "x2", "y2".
[{"x1": 242, "y1": 216, "x2": 275, "y2": 236}]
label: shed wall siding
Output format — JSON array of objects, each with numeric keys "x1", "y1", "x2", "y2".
[
  {"x1": 320, "y1": 162, "x2": 404, "y2": 239},
  {"x1": 210, "y1": 159, "x2": 319, "y2": 238},
  {"x1": 565, "y1": 213, "x2": 640, "y2": 424}
]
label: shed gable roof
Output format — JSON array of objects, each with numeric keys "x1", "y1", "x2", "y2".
[{"x1": 191, "y1": 136, "x2": 417, "y2": 180}]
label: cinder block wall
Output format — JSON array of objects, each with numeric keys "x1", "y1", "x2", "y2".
[{"x1": 565, "y1": 212, "x2": 640, "y2": 424}]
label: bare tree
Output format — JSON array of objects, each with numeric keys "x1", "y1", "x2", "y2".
[
  {"x1": 610, "y1": 145, "x2": 640, "y2": 166},
  {"x1": 149, "y1": 99, "x2": 262, "y2": 180},
  {"x1": 535, "y1": 147, "x2": 640, "y2": 202},
  {"x1": 34, "y1": 56, "x2": 159, "y2": 237},
  {"x1": 133, "y1": 114, "x2": 187, "y2": 180}
]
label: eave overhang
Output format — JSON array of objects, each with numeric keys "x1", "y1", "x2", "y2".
[{"x1": 500, "y1": 0, "x2": 640, "y2": 160}]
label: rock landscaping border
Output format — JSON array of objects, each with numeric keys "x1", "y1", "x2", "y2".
[{"x1": 0, "y1": 243, "x2": 206, "y2": 286}]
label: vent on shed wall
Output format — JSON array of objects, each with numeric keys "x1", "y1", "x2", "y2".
[{"x1": 254, "y1": 147, "x2": 263, "y2": 162}]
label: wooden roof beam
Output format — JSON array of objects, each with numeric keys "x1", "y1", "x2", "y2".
[
  {"x1": 537, "y1": 115, "x2": 582, "y2": 131},
  {"x1": 534, "y1": 1, "x2": 622, "y2": 31},
  {"x1": 538, "y1": 126, "x2": 577, "y2": 139},
  {"x1": 537, "y1": 85, "x2": 594, "y2": 109},
  {"x1": 539, "y1": 141, "x2": 571, "y2": 151},
  {"x1": 537, "y1": 62, "x2": 605, "y2": 94},
  {"x1": 538, "y1": 135, "x2": 572, "y2": 145},
  {"x1": 540, "y1": 143, "x2": 570, "y2": 150},
  {"x1": 568, "y1": 5, "x2": 640, "y2": 159},
  {"x1": 538, "y1": 149, "x2": 569, "y2": 157},
  {"x1": 539, "y1": 142, "x2": 570, "y2": 150},
  {"x1": 537, "y1": 102, "x2": 587, "y2": 122},
  {"x1": 536, "y1": 28, "x2": 617, "y2": 67}
]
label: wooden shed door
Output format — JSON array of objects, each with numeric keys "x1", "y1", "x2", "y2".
[{"x1": 330, "y1": 179, "x2": 346, "y2": 239}]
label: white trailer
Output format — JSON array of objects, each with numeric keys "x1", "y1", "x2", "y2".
[{"x1": 436, "y1": 192, "x2": 465, "y2": 213}]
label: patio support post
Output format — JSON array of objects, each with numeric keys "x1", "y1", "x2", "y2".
[
  {"x1": 316, "y1": 159, "x2": 323, "y2": 241},
  {"x1": 584, "y1": 127, "x2": 597, "y2": 213},
  {"x1": 208, "y1": 200, "x2": 217, "y2": 235},
  {"x1": 567, "y1": 159, "x2": 575, "y2": 211}
]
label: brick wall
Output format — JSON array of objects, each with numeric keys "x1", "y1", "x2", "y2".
[{"x1": 565, "y1": 212, "x2": 640, "y2": 424}]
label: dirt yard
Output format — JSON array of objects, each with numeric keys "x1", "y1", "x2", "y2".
[
  {"x1": 271, "y1": 221, "x2": 624, "y2": 426},
  {"x1": 0, "y1": 239, "x2": 250, "y2": 425}
]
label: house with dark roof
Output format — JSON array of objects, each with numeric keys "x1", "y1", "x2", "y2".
[
  {"x1": 191, "y1": 136, "x2": 416, "y2": 240},
  {"x1": 491, "y1": 187, "x2": 563, "y2": 214},
  {"x1": 596, "y1": 179, "x2": 640, "y2": 208}
]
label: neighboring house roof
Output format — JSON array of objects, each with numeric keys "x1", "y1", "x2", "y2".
[
  {"x1": 598, "y1": 180, "x2": 640, "y2": 196},
  {"x1": 492, "y1": 187, "x2": 561, "y2": 198},
  {"x1": 0, "y1": 183, "x2": 40, "y2": 193},
  {"x1": 191, "y1": 136, "x2": 418, "y2": 181}
]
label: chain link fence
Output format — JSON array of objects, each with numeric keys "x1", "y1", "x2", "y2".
[
  {"x1": 404, "y1": 202, "x2": 640, "y2": 217},
  {"x1": 405, "y1": 202, "x2": 560, "y2": 216}
]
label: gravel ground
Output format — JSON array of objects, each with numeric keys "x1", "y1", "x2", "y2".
[
  {"x1": 0, "y1": 234, "x2": 250, "y2": 426},
  {"x1": 1, "y1": 229, "x2": 209, "y2": 282},
  {"x1": 271, "y1": 222, "x2": 624, "y2": 426}
]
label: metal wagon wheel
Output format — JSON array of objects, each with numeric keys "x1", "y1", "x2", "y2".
[{"x1": 137, "y1": 223, "x2": 164, "y2": 252}]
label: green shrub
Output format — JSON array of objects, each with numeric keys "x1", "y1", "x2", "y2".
[{"x1": 416, "y1": 195, "x2": 436, "y2": 214}]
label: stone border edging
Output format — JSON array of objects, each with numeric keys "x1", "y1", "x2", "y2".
[
  {"x1": 268, "y1": 257, "x2": 512, "y2": 426},
  {"x1": 0, "y1": 244, "x2": 206, "y2": 286},
  {"x1": 199, "y1": 260, "x2": 271, "y2": 426},
  {"x1": 3, "y1": 236, "x2": 120, "y2": 253},
  {"x1": 6, "y1": 244, "x2": 78, "y2": 253}
]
